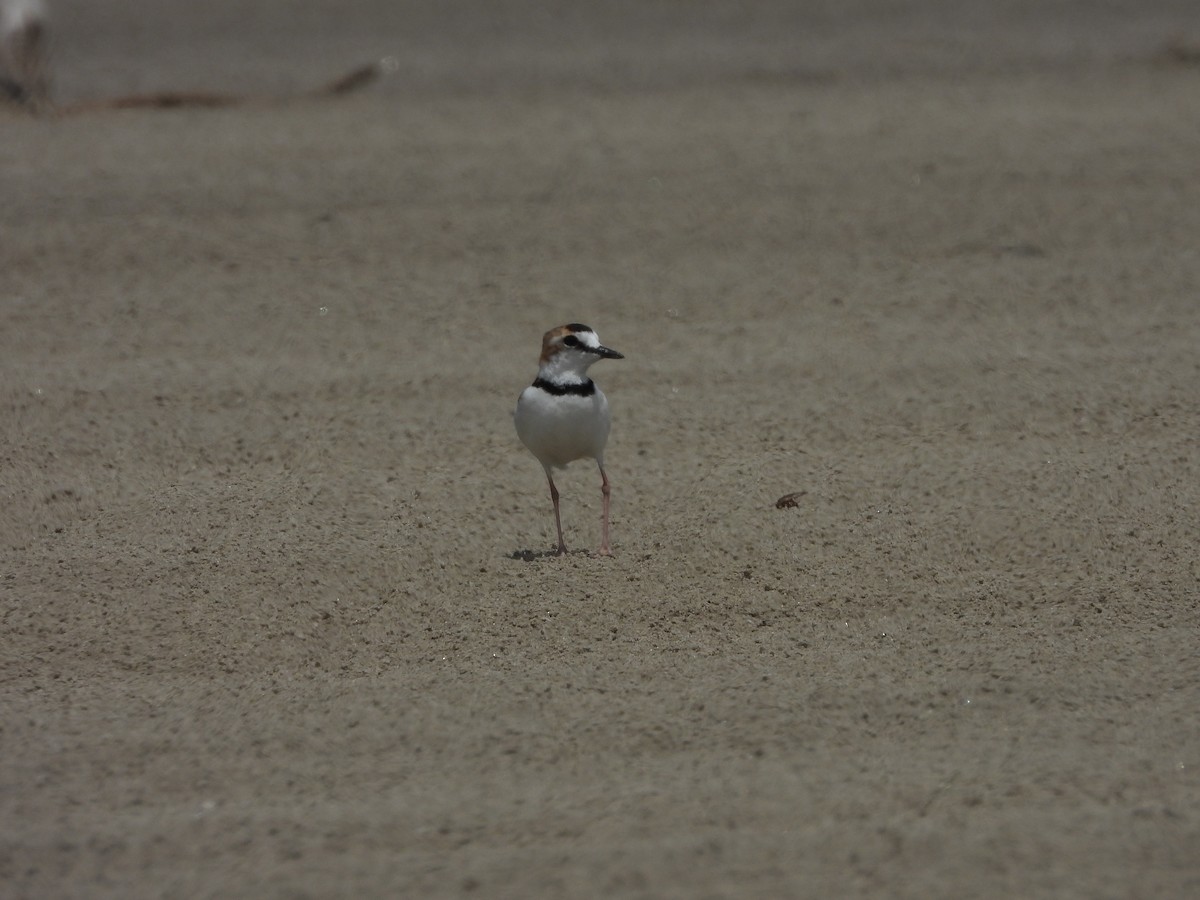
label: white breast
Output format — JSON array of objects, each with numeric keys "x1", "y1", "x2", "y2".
[
  {"x1": 2, "y1": 0, "x2": 47, "y2": 35},
  {"x1": 515, "y1": 385, "x2": 612, "y2": 470}
]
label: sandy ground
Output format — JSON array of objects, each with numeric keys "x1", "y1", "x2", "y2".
[{"x1": 3, "y1": 2, "x2": 1200, "y2": 897}]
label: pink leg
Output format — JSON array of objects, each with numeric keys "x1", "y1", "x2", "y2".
[
  {"x1": 597, "y1": 464, "x2": 613, "y2": 556},
  {"x1": 546, "y1": 470, "x2": 567, "y2": 555}
]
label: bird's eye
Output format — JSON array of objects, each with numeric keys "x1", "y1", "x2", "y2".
[{"x1": 562, "y1": 335, "x2": 581, "y2": 348}]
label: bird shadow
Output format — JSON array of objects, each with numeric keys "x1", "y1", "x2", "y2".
[{"x1": 509, "y1": 548, "x2": 592, "y2": 562}]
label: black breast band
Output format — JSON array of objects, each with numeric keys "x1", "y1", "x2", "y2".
[{"x1": 533, "y1": 377, "x2": 596, "y2": 397}]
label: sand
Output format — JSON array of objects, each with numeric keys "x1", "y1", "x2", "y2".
[{"x1": 3, "y1": 1, "x2": 1200, "y2": 897}]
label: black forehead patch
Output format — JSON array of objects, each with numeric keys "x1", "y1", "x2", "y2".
[{"x1": 564, "y1": 323, "x2": 593, "y2": 334}]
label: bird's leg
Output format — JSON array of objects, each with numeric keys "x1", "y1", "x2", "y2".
[
  {"x1": 546, "y1": 470, "x2": 567, "y2": 555},
  {"x1": 597, "y1": 464, "x2": 613, "y2": 557}
]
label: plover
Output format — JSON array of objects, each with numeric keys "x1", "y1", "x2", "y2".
[
  {"x1": 514, "y1": 323, "x2": 624, "y2": 556},
  {"x1": 1, "y1": 0, "x2": 50, "y2": 111}
]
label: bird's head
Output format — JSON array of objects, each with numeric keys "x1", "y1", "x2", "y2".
[{"x1": 538, "y1": 323, "x2": 623, "y2": 379}]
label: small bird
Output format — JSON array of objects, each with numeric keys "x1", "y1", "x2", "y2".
[
  {"x1": 514, "y1": 323, "x2": 624, "y2": 556},
  {"x1": 0, "y1": 0, "x2": 51, "y2": 112}
]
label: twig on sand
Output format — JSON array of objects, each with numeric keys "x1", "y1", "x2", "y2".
[
  {"x1": 53, "y1": 60, "x2": 389, "y2": 116},
  {"x1": 0, "y1": 0, "x2": 392, "y2": 117}
]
